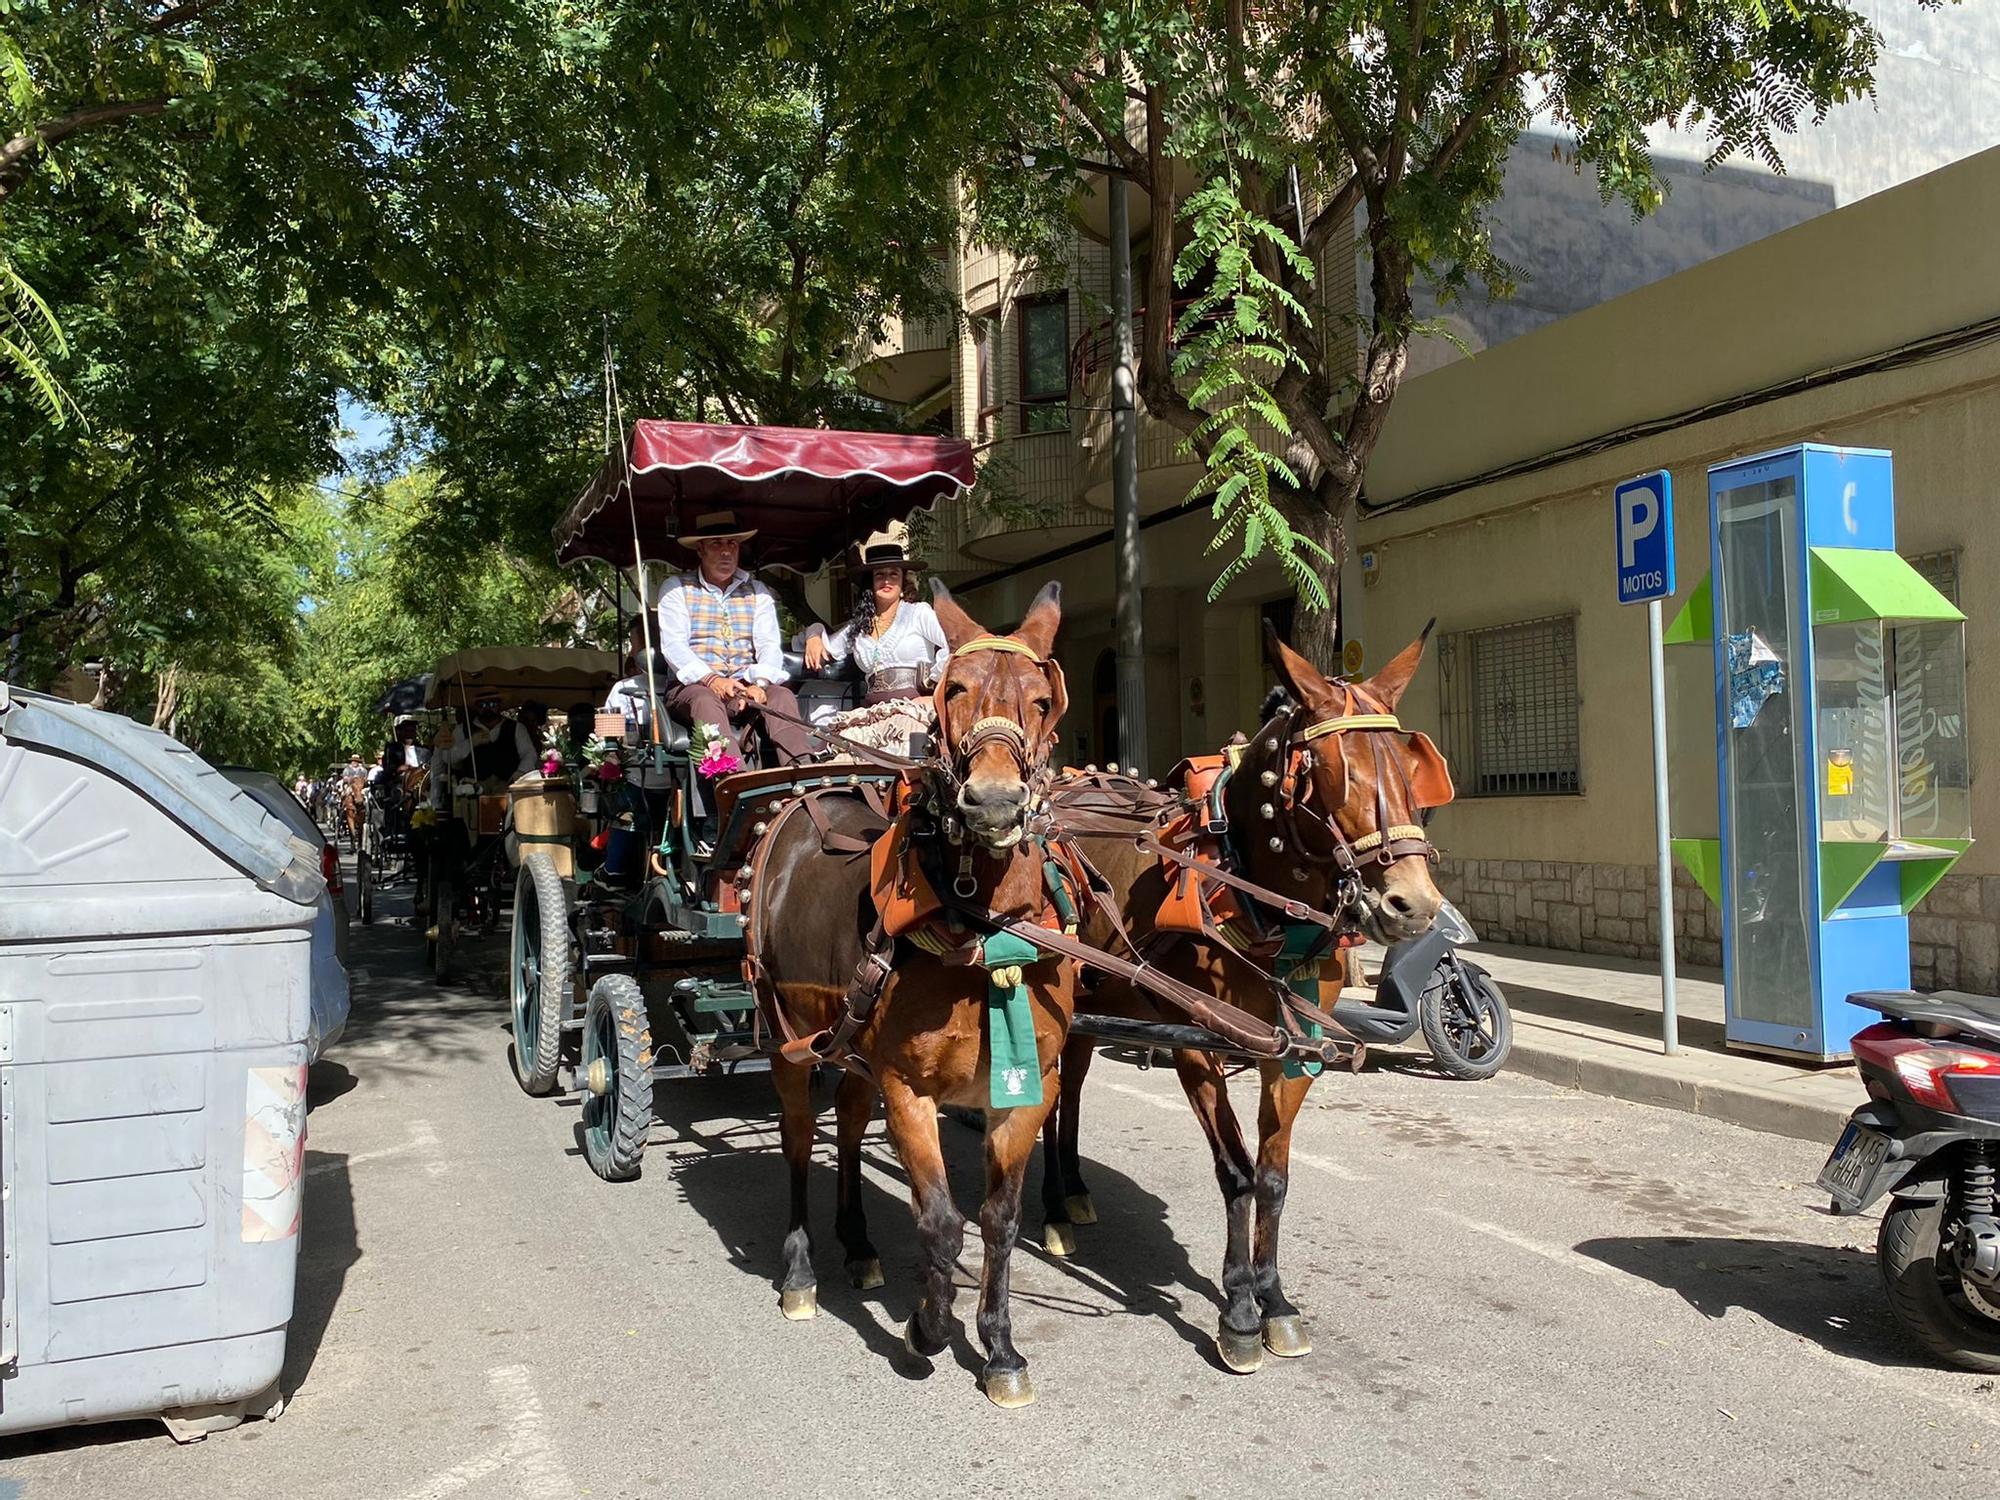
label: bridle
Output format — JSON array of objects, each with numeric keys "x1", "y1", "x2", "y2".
[
  {"x1": 929, "y1": 634, "x2": 1063, "y2": 794},
  {"x1": 1266, "y1": 684, "x2": 1441, "y2": 909}
]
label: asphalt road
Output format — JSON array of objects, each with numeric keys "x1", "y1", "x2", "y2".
[{"x1": 4, "y1": 869, "x2": 1997, "y2": 1500}]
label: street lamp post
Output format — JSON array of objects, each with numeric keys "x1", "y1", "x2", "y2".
[{"x1": 1107, "y1": 165, "x2": 1149, "y2": 775}]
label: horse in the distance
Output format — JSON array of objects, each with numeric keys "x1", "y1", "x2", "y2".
[
  {"x1": 744, "y1": 581, "x2": 1080, "y2": 1408},
  {"x1": 1045, "y1": 624, "x2": 1449, "y2": 1373}
]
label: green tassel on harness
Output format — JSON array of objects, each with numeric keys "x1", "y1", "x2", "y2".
[
  {"x1": 1277, "y1": 923, "x2": 1328, "y2": 1079},
  {"x1": 980, "y1": 930, "x2": 1045, "y2": 1109}
]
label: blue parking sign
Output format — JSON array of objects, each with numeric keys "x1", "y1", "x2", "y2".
[{"x1": 1615, "y1": 471, "x2": 1675, "y2": 605}]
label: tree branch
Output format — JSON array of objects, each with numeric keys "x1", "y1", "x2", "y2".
[
  {"x1": 0, "y1": 99, "x2": 170, "y2": 202},
  {"x1": 1052, "y1": 68, "x2": 1146, "y2": 182},
  {"x1": 144, "y1": 0, "x2": 230, "y2": 33}
]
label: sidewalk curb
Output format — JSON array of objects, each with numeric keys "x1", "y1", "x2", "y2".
[{"x1": 1503, "y1": 1031, "x2": 1855, "y2": 1145}]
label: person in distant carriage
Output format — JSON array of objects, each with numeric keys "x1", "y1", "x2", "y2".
[{"x1": 655, "y1": 510, "x2": 811, "y2": 766}]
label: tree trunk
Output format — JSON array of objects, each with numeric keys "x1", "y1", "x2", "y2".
[
  {"x1": 152, "y1": 663, "x2": 180, "y2": 730},
  {"x1": 1287, "y1": 496, "x2": 1346, "y2": 674}
]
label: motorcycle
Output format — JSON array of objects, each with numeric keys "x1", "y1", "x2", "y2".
[
  {"x1": 1335, "y1": 899, "x2": 1514, "y2": 1079},
  {"x1": 1817, "y1": 988, "x2": 2000, "y2": 1371}
]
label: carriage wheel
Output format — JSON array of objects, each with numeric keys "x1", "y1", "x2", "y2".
[
  {"x1": 510, "y1": 854, "x2": 571, "y2": 1096},
  {"x1": 430, "y1": 870, "x2": 456, "y2": 983},
  {"x1": 357, "y1": 848, "x2": 375, "y2": 925},
  {"x1": 580, "y1": 974, "x2": 653, "y2": 1181}
]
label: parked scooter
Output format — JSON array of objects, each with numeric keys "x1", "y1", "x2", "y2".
[
  {"x1": 1818, "y1": 989, "x2": 2000, "y2": 1371},
  {"x1": 1335, "y1": 899, "x2": 1513, "y2": 1079}
]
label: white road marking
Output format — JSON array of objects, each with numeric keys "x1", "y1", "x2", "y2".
[
  {"x1": 308, "y1": 1117, "x2": 443, "y2": 1177},
  {"x1": 395, "y1": 1364, "x2": 568, "y2": 1500},
  {"x1": 1101, "y1": 1078, "x2": 1371, "y2": 1181},
  {"x1": 1420, "y1": 1207, "x2": 1616, "y2": 1278}
]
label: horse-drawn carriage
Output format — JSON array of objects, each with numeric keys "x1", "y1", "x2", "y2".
[
  {"x1": 421, "y1": 646, "x2": 620, "y2": 981},
  {"x1": 503, "y1": 423, "x2": 971, "y2": 1177},
  {"x1": 500, "y1": 417, "x2": 1474, "y2": 1406}
]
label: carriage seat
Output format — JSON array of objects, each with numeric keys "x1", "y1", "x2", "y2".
[{"x1": 608, "y1": 676, "x2": 692, "y2": 752}]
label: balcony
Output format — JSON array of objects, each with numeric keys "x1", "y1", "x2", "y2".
[{"x1": 852, "y1": 306, "x2": 956, "y2": 407}]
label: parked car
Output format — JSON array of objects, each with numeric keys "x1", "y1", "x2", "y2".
[{"x1": 216, "y1": 764, "x2": 351, "y2": 1059}]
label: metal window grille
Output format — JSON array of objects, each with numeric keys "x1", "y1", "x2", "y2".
[
  {"x1": 1908, "y1": 547, "x2": 1960, "y2": 606},
  {"x1": 1436, "y1": 614, "x2": 1581, "y2": 797}
]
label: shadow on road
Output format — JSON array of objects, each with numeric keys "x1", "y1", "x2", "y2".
[
  {"x1": 337, "y1": 874, "x2": 503, "y2": 1078},
  {"x1": 287, "y1": 1150, "x2": 360, "y2": 1398},
  {"x1": 1575, "y1": 1234, "x2": 1922, "y2": 1367},
  {"x1": 651, "y1": 1069, "x2": 1231, "y2": 1390}
]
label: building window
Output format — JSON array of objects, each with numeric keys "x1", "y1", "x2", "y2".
[
  {"x1": 974, "y1": 317, "x2": 1001, "y2": 442},
  {"x1": 1436, "y1": 614, "x2": 1581, "y2": 796},
  {"x1": 1017, "y1": 295, "x2": 1069, "y2": 434}
]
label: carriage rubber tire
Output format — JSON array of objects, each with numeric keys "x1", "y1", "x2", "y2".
[
  {"x1": 1419, "y1": 969, "x2": 1512, "y2": 1081},
  {"x1": 581, "y1": 974, "x2": 653, "y2": 1181},
  {"x1": 431, "y1": 872, "x2": 455, "y2": 984},
  {"x1": 1877, "y1": 1197, "x2": 2000, "y2": 1373},
  {"x1": 510, "y1": 855, "x2": 570, "y2": 1097},
  {"x1": 356, "y1": 850, "x2": 374, "y2": 925}
]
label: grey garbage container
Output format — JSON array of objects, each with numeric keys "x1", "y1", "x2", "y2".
[{"x1": 0, "y1": 683, "x2": 325, "y2": 1439}]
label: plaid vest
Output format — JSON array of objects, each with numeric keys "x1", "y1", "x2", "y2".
[{"x1": 680, "y1": 573, "x2": 760, "y2": 674}]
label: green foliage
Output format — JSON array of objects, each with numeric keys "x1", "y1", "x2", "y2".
[
  {"x1": 0, "y1": 251, "x2": 69, "y2": 425},
  {"x1": 1171, "y1": 180, "x2": 1329, "y2": 607}
]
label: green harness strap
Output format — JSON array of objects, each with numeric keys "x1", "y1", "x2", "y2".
[
  {"x1": 1277, "y1": 922, "x2": 1329, "y2": 1079},
  {"x1": 979, "y1": 929, "x2": 1045, "y2": 1109}
]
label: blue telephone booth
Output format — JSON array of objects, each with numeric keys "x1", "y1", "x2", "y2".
[{"x1": 1668, "y1": 445, "x2": 1970, "y2": 1060}]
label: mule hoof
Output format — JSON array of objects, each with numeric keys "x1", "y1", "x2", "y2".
[
  {"x1": 1042, "y1": 1222, "x2": 1077, "y2": 1258},
  {"x1": 1064, "y1": 1193, "x2": 1098, "y2": 1226},
  {"x1": 1262, "y1": 1314, "x2": 1312, "y2": 1358},
  {"x1": 847, "y1": 1258, "x2": 885, "y2": 1291},
  {"x1": 903, "y1": 1318, "x2": 943, "y2": 1361},
  {"x1": 779, "y1": 1285, "x2": 818, "y2": 1321},
  {"x1": 1216, "y1": 1323, "x2": 1265, "y2": 1374},
  {"x1": 983, "y1": 1368, "x2": 1036, "y2": 1409}
]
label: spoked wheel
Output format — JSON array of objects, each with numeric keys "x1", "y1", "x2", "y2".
[
  {"x1": 581, "y1": 974, "x2": 654, "y2": 1181},
  {"x1": 1419, "y1": 965, "x2": 1512, "y2": 1080},
  {"x1": 510, "y1": 854, "x2": 571, "y2": 1096},
  {"x1": 357, "y1": 848, "x2": 375, "y2": 925},
  {"x1": 430, "y1": 871, "x2": 457, "y2": 984}
]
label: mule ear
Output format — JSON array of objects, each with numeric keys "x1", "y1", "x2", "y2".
[
  {"x1": 1261, "y1": 620, "x2": 1336, "y2": 714},
  {"x1": 1364, "y1": 618, "x2": 1436, "y2": 713},
  {"x1": 1013, "y1": 581, "x2": 1062, "y2": 659},
  {"x1": 928, "y1": 577, "x2": 985, "y2": 651}
]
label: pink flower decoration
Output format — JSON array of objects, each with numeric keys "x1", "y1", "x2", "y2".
[
  {"x1": 595, "y1": 760, "x2": 623, "y2": 784},
  {"x1": 540, "y1": 755, "x2": 563, "y2": 777},
  {"x1": 697, "y1": 747, "x2": 741, "y2": 779}
]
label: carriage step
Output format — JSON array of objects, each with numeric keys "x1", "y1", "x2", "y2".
[
  {"x1": 673, "y1": 977, "x2": 755, "y2": 1014},
  {"x1": 580, "y1": 949, "x2": 635, "y2": 970}
]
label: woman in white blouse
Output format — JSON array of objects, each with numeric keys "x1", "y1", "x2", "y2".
[{"x1": 802, "y1": 526, "x2": 948, "y2": 753}]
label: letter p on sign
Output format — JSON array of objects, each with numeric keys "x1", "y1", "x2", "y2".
[{"x1": 1613, "y1": 471, "x2": 1674, "y2": 606}]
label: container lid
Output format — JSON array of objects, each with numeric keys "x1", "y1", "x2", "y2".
[{"x1": 0, "y1": 684, "x2": 323, "y2": 905}]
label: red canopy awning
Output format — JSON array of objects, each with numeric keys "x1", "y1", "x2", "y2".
[{"x1": 553, "y1": 421, "x2": 977, "y2": 574}]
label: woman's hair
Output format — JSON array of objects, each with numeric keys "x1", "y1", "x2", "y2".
[{"x1": 845, "y1": 566, "x2": 915, "y2": 641}]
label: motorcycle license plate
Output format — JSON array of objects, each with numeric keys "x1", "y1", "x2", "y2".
[{"x1": 1815, "y1": 1123, "x2": 1892, "y2": 1212}]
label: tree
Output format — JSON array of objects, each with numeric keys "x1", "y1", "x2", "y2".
[{"x1": 948, "y1": 0, "x2": 1920, "y2": 665}]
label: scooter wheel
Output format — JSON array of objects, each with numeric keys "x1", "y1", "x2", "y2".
[
  {"x1": 1419, "y1": 968, "x2": 1512, "y2": 1080},
  {"x1": 1878, "y1": 1197, "x2": 2000, "y2": 1373}
]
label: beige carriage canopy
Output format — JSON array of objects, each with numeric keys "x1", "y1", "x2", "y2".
[{"x1": 424, "y1": 646, "x2": 623, "y2": 714}]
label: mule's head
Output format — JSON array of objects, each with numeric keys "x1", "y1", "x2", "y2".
[
  {"x1": 929, "y1": 580, "x2": 1068, "y2": 850},
  {"x1": 1262, "y1": 623, "x2": 1450, "y2": 942}
]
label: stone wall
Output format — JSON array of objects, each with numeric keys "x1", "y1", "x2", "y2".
[{"x1": 1435, "y1": 858, "x2": 2000, "y2": 995}]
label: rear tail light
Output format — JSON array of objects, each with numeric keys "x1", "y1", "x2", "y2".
[
  {"x1": 1852, "y1": 1021, "x2": 2000, "y2": 1111},
  {"x1": 321, "y1": 842, "x2": 343, "y2": 895}
]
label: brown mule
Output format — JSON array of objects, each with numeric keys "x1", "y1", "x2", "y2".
[
  {"x1": 1044, "y1": 625, "x2": 1447, "y2": 1372},
  {"x1": 746, "y1": 581, "x2": 1075, "y2": 1408}
]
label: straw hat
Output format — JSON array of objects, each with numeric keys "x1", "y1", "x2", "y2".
[
  {"x1": 841, "y1": 521, "x2": 925, "y2": 573},
  {"x1": 676, "y1": 509, "x2": 758, "y2": 549}
]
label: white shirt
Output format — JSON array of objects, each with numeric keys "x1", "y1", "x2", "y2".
[
  {"x1": 816, "y1": 601, "x2": 950, "y2": 678},
  {"x1": 657, "y1": 569, "x2": 787, "y2": 687}
]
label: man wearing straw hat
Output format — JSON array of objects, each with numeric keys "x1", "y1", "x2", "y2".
[{"x1": 654, "y1": 509, "x2": 811, "y2": 766}]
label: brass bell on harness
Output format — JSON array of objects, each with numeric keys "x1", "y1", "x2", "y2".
[
  {"x1": 1267, "y1": 836, "x2": 1284, "y2": 852},
  {"x1": 1107, "y1": 762, "x2": 1120, "y2": 774},
  {"x1": 1259, "y1": 769, "x2": 1279, "y2": 787},
  {"x1": 1259, "y1": 803, "x2": 1276, "y2": 820},
  {"x1": 1263, "y1": 738, "x2": 1280, "y2": 753}
]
